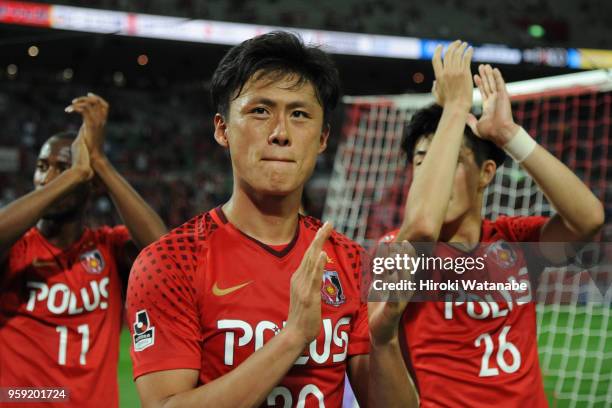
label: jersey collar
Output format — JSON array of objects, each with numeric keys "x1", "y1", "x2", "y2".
[{"x1": 213, "y1": 206, "x2": 301, "y2": 258}]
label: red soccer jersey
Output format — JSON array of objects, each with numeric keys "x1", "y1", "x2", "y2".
[
  {"x1": 382, "y1": 216, "x2": 549, "y2": 408},
  {"x1": 127, "y1": 207, "x2": 369, "y2": 408},
  {"x1": 0, "y1": 226, "x2": 130, "y2": 408}
]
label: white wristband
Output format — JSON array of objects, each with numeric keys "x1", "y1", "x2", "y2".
[{"x1": 503, "y1": 127, "x2": 537, "y2": 163}]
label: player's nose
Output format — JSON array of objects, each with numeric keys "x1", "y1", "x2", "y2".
[{"x1": 268, "y1": 116, "x2": 291, "y2": 147}]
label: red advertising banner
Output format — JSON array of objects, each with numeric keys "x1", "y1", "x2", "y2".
[{"x1": 0, "y1": 1, "x2": 50, "y2": 27}]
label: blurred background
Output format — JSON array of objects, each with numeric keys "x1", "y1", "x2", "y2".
[
  {"x1": 1, "y1": 1, "x2": 610, "y2": 407},
  {"x1": 2, "y1": 0, "x2": 611, "y2": 225}
]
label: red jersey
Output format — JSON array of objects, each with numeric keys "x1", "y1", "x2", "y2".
[
  {"x1": 0, "y1": 226, "x2": 130, "y2": 408},
  {"x1": 127, "y1": 207, "x2": 369, "y2": 408},
  {"x1": 382, "y1": 216, "x2": 549, "y2": 408}
]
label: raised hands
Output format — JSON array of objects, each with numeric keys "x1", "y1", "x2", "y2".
[
  {"x1": 65, "y1": 93, "x2": 109, "y2": 162},
  {"x1": 285, "y1": 222, "x2": 333, "y2": 345},
  {"x1": 431, "y1": 40, "x2": 474, "y2": 111},
  {"x1": 70, "y1": 134, "x2": 94, "y2": 182},
  {"x1": 469, "y1": 65, "x2": 520, "y2": 146}
]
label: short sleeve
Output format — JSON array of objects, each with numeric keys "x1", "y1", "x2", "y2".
[
  {"x1": 108, "y1": 225, "x2": 131, "y2": 260},
  {"x1": 497, "y1": 216, "x2": 548, "y2": 242},
  {"x1": 109, "y1": 225, "x2": 130, "y2": 248},
  {"x1": 127, "y1": 235, "x2": 203, "y2": 379}
]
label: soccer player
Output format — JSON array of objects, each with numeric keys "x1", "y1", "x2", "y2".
[
  {"x1": 127, "y1": 32, "x2": 417, "y2": 408},
  {"x1": 378, "y1": 41, "x2": 605, "y2": 406},
  {"x1": 0, "y1": 94, "x2": 167, "y2": 407}
]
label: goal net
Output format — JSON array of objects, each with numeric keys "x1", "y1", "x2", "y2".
[{"x1": 325, "y1": 69, "x2": 612, "y2": 408}]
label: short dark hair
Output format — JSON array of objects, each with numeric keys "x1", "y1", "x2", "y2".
[
  {"x1": 211, "y1": 31, "x2": 340, "y2": 122},
  {"x1": 401, "y1": 104, "x2": 506, "y2": 167}
]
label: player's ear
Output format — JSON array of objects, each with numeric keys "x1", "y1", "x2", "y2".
[
  {"x1": 479, "y1": 159, "x2": 497, "y2": 189},
  {"x1": 318, "y1": 123, "x2": 330, "y2": 153},
  {"x1": 214, "y1": 114, "x2": 229, "y2": 148}
]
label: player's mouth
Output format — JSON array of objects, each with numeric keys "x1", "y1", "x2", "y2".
[{"x1": 261, "y1": 157, "x2": 295, "y2": 163}]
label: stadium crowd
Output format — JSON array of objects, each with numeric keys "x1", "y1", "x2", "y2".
[
  {"x1": 0, "y1": 80, "x2": 224, "y2": 228},
  {"x1": 44, "y1": 0, "x2": 612, "y2": 48},
  {"x1": 0, "y1": 78, "x2": 337, "y2": 229}
]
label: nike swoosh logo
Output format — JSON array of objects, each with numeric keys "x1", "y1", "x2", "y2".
[
  {"x1": 32, "y1": 258, "x2": 58, "y2": 268},
  {"x1": 212, "y1": 281, "x2": 253, "y2": 296}
]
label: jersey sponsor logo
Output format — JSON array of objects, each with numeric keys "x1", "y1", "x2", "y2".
[
  {"x1": 212, "y1": 280, "x2": 253, "y2": 297},
  {"x1": 218, "y1": 317, "x2": 351, "y2": 366},
  {"x1": 133, "y1": 310, "x2": 155, "y2": 351},
  {"x1": 485, "y1": 241, "x2": 517, "y2": 269},
  {"x1": 79, "y1": 249, "x2": 105, "y2": 274},
  {"x1": 26, "y1": 278, "x2": 109, "y2": 315},
  {"x1": 444, "y1": 267, "x2": 532, "y2": 320},
  {"x1": 32, "y1": 257, "x2": 59, "y2": 269},
  {"x1": 321, "y1": 270, "x2": 345, "y2": 306}
]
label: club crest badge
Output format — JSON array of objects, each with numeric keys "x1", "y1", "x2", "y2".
[
  {"x1": 80, "y1": 249, "x2": 105, "y2": 274},
  {"x1": 321, "y1": 270, "x2": 345, "y2": 307},
  {"x1": 133, "y1": 310, "x2": 155, "y2": 351},
  {"x1": 485, "y1": 241, "x2": 517, "y2": 269}
]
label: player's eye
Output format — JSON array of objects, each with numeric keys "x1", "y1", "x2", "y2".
[
  {"x1": 58, "y1": 164, "x2": 70, "y2": 172},
  {"x1": 291, "y1": 110, "x2": 310, "y2": 119},
  {"x1": 251, "y1": 107, "x2": 268, "y2": 115},
  {"x1": 36, "y1": 161, "x2": 48, "y2": 171}
]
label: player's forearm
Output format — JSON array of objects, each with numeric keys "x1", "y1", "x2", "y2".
[
  {"x1": 0, "y1": 169, "x2": 88, "y2": 253},
  {"x1": 368, "y1": 337, "x2": 418, "y2": 408},
  {"x1": 162, "y1": 329, "x2": 307, "y2": 408},
  {"x1": 397, "y1": 105, "x2": 468, "y2": 242},
  {"x1": 92, "y1": 156, "x2": 167, "y2": 247},
  {"x1": 520, "y1": 144, "x2": 604, "y2": 239}
]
